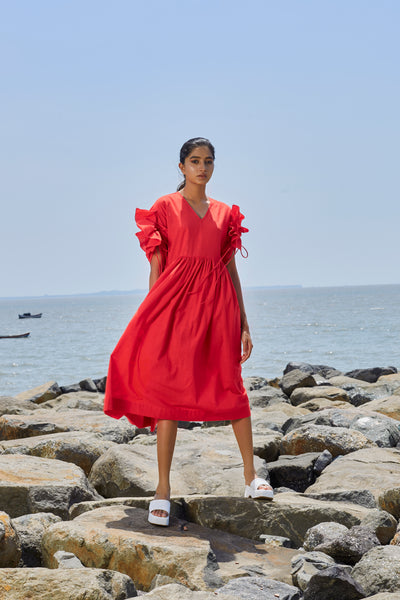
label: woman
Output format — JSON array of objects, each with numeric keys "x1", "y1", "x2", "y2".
[{"x1": 104, "y1": 137, "x2": 273, "y2": 526}]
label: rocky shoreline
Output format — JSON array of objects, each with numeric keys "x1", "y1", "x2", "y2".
[{"x1": 1, "y1": 362, "x2": 400, "y2": 599}]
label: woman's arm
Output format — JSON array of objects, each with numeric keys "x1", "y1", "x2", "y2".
[
  {"x1": 226, "y1": 255, "x2": 253, "y2": 363},
  {"x1": 149, "y1": 250, "x2": 162, "y2": 290}
]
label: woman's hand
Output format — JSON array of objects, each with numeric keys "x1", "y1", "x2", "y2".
[{"x1": 241, "y1": 329, "x2": 253, "y2": 363}]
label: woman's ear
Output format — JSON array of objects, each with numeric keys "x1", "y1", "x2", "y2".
[{"x1": 178, "y1": 162, "x2": 185, "y2": 175}]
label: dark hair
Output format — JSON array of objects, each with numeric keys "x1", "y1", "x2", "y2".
[{"x1": 177, "y1": 137, "x2": 215, "y2": 191}]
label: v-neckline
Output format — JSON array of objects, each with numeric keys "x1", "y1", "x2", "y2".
[{"x1": 178, "y1": 192, "x2": 211, "y2": 220}]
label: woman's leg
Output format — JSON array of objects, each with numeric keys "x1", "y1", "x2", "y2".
[
  {"x1": 151, "y1": 419, "x2": 178, "y2": 517},
  {"x1": 231, "y1": 416, "x2": 272, "y2": 490}
]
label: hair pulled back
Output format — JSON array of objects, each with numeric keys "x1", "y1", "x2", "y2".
[{"x1": 177, "y1": 137, "x2": 215, "y2": 192}]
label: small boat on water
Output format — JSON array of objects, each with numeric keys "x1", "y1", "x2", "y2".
[
  {"x1": 0, "y1": 332, "x2": 30, "y2": 339},
  {"x1": 18, "y1": 313, "x2": 42, "y2": 319}
]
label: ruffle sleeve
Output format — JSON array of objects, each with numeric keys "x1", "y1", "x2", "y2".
[
  {"x1": 135, "y1": 200, "x2": 168, "y2": 270},
  {"x1": 222, "y1": 204, "x2": 249, "y2": 263}
]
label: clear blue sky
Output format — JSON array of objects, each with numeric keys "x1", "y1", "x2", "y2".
[{"x1": 1, "y1": 1, "x2": 399, "y2": 297}]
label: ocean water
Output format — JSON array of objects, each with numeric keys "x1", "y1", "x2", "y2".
[{"x1": 0, "y1": 284, "x2": 399, "y2": 397}]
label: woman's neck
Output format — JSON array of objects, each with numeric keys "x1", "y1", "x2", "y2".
[{"x1": 181, "y1": 183, "x2": 207, "y2": 204}]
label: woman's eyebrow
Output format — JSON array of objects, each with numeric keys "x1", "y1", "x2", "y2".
[{"x1": 189, "y1": 155, "x2": 213, "y2": 159}]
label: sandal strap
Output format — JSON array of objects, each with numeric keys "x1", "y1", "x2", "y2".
[{"x1": 149, "y1": 499, "x2": 170, "y2": 512}]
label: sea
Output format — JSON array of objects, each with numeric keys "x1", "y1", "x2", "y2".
[{"x1": 1, "y1": 284, "x2": 399, "y2": 397}]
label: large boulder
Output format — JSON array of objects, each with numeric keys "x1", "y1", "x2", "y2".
[
  {"x1": 345, "y1": 367, "x2": 397, "y2": 383},
  {"x1": 247, "y1": 385, "x2": 289, "y2": 408},
  {"x1": 0, "y1": 431, "x2": 115, "y2": 475},
  {"x1": 0, "y1": 454, "x2": 101, "y2": 518},
  {"x1": 359, "y1": 509, "x2": 397, "y2": 544},
  {"x1": 282, "y1": 408, "x2": 400, "y2": 447},
  {"x1": 42, "y1": 504, "x2": 298, "y2": 591},
  {"x1": 352, "y1": 546, "x2": 400, "y2": 595},
  {"x1": 0, "y1": 511, "x2": 21, "y2": 567},
  {"x1": 338, "y1": 376, "x2": 400, "y2": 407},
  {"x1": 290, "y1": 386, "x2": 350, "y2": 406},
  {"x1": 217, "y1": 576, "x2": 302, "y2": 599},
  {"x1": 364, "y1": 395, "x2": 400, "y2": 421},
  {"x1": 0, "y1": 409, "x2": 140, "y2": 443},
  {"x1": 283, "y1": 362, "x2": 342, "y2": 379},
  {"x1": 266, "y1": 452, "x2": 321, "y2": 492},
  {"x1": 280, "y1": 424, "x2": 376, "y2": 457},
  {"x1": 89, "y1": 427, "x2": 269, "y2": 498},
  {"x1": 291, "y1": 551, "x2": 337, "y2": 592},
  {"x1": 303, "y1": 522, "x2": 349, "y2": 551},
  {"x1": 280, "y1": 369, "x2": 317, "y2": 397},
  {"x1": 305, "y1": 523, "x2": 380, "y2": 565},
  {"x1": 305, "y1": 448, "x2": 400, "y2": 509},
  {"x1": 14, "y1": 381, "x2": 62, "y2": 404},
  {"x1": 0, "y1": 396, "x2": 38, "y2": 416},
  {"x1": 39, "y1": 391, "x2": 104, "y2": 411},
  {"x1": 303, "y1": 566, "x2": 366, "y2": 600},
  {"x1": 183, "y1": 492, "x2": 371, "y2": 547},
  {"x1": 12, "y1": 512, "x2": 61, "y2": 566},
  {"x1": 0, "y1": 568, "x2": 136, "y2": 599},
  {"x1": 144, "y1": 583, "x2": 237, "y2": 599}
]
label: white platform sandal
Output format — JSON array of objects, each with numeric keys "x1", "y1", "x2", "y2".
[
  {"x1": 244, "y1": 477, "x2": 274, "y2": 500},
  {"x1": 148, "y1": 499, "x2": 170, "y2": 526}
]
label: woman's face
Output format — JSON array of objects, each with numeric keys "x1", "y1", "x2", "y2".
[{"x1": 179, "y1": 145, "x2": 214, "y2": 186}]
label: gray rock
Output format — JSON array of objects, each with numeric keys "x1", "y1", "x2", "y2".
[
  {"x1": 93, "y1": 376, "x2": 107, "y2": 393},
  {"x1": 283, "y1": 362, "x2": 342, "y2": 379},
  {"x1": 305, "y1": 448, "x2": 400, "y2": 509},
  {"x1": 280, "y1": 424, "x2": 376, "y2": 457},
  {"x1": 184, "y1": 493, "x2": 371, "y2": 547},
  {"x1": 345, "y1": 367, "x2": 397, "y2": 383},
  {"x1": 291, "y1": 551, "x2": 337, "y2": 591},
  {"x1": 60, "y1": 383, "x2": 82, "y2": 394},
  {"x1": 0, "y1": 511, "x2": 21, "y2": 567},
  {"x1": 248, "y1": 386, "x2": 289, "y2": 408},
  {"x1": 314, "y1": 450, "x2": 333, "y2": 474},
  {"x1": 0, "y1": 430, "x2": 115, "y2": 475},
  {"x1": 54, "y1": 550, "x2": 84, "y2": 568},
  {"x1": 0, "y1": 396, "x2": 38, "y2": 415},
  {"x1": 290, "y1": 386, "x2": 350, "y2": 406},
  {"x1": 12, "y1": 512, "x2": 62, "y2": 567},
  {"x1": 217, "y1": 576, "x2": 302, "y2": 599},
  {"x1": 243, "y1": 376, "x2": 269, "y2": 391},
  {"x1": 40, "y1": 391, "x2": 105, "y2": 412},
  {"x1": 282, "y1": 408, "x2": 400, "y2": 448},
  {"x1": 280, "y1": 369, "x2": 317, "y2": 396},
  {"x1": 360, "y1": 509, "x2": 397, "y2": 544},
  {"x1": 0, "y1": 454, "x2": 101, "y2": 518},
  {"x1": 79, "y1": 378, "x2": 98, "y2": 393},
  {"x1": 304, "y1": 565, "x2": 366, "y2": 600},
  {"x1": 316, "y1": 525, "x2": 381, "y2": 565},
  {"x1": 0, "y1": 409, "x2": 140, "y2": 444},
  {"x1": 343, "y1": 379, "x2": 400, "y2": 407},
  {"x1": 352, "y1": 546, "x2": 400, "y2": 595},
  {"x1": 0, "y1": 567, "x2": 137, "y2": 599},
  {"x1": 144, "y1": 583, "x2": 237, "y2": 599},
  {"x1": 14, "y1": 380, "x2": 62, "y2": 404},
  {"x1": 305, "y1": 489, "x2": 377, "y2": 509},
  {"x1": 266, "y1": 452, "x2": 321, "y2": 492},
  {"x1": 303, "y1": 522, "x2": 349, "y2": 551}
]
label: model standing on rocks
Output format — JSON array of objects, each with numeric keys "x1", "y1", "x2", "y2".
[{"x1": 104, "y1": 137, "x2": 273, "y2": 526}]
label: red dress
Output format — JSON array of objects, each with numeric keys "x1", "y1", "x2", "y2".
[{"x1": 103, "y1": 192, "x2": 250, "y2": 431}]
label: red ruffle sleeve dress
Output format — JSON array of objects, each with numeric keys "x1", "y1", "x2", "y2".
[{"x1": 103, "y1": 191, "x2": 250, "y2": 431}]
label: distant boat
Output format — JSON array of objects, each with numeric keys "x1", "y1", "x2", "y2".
[
  {"x1": 18, "y1": 312, "x2": 42, "y2": 319},
  {"x1": 0, "y1": 332, "x2": 30, "y2": 339}
]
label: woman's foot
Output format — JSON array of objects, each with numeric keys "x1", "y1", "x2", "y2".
[
  {"x1": 244, "y1": 477, "x2": 274, "y2": 499},
  {"x1": 150, "y1": 488, "x2": 170, "y2": 519}
]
